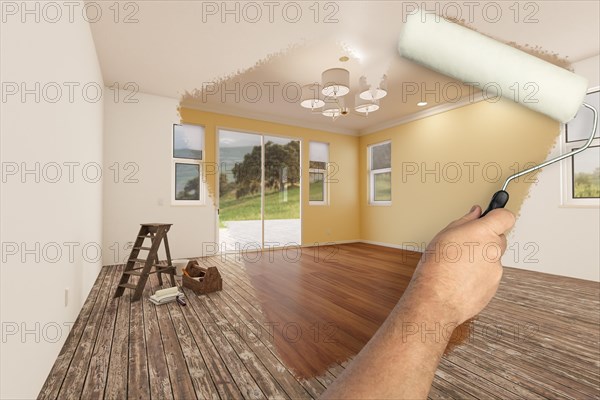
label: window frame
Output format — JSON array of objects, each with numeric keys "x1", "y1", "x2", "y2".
[
  {"x1": 309, "y1": 168, "x2": 327, "y2": 205},
  {"x1": 368, "y1": 141, "x2": 392, "y2": 206},
  {"x1": 560, "y1": 87, "x2": 600, "y2": 208},
  {"x1": 172, "y1": 123, "x2": 205, "y2": 206},
  {"x1": 308, "y1": 141, "x2": 329, "y2": 206}
]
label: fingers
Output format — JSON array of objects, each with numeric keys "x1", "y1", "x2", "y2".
[
  {"x1": 479, "y1": 208, "x2": 516, "y2": 236},
  {"x1": 447, "y1": 205, "x2": 482, "y2": 229},
  {"x1": 469, "y1": 205, "x2": 482, "y2": 219}
]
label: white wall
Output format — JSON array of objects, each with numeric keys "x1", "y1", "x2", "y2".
[
  {"x1": 103, "y1": 90, "x2": 216, "y2": 265},
  {"x1": 503, "y1": 55, "x2": 600, "y2": 281},
  {"x1": 0, "y1": 6, "x2": 104, "y2": 399}
]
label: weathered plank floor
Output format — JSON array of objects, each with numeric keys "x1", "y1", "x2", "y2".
[{"x1": 39, "y1": 243, "x2": 600, "y2": 399}]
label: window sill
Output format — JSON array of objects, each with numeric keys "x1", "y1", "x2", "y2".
[
  {"x1": 171, "y1": 201, "x2": 207, "y2": 207},
  {"x1": 369, "y1": 201, "x2": 392, "y2": 207},
  {"x1": 559, "y1": 201, "x2": 600, "y2": 209}
]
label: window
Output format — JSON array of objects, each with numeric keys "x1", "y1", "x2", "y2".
[
  {"x1": 309, "y1": 141, "x2": 329, "y2": 205},
  {"x1": 172, "y1": 124, "x2": 205, "y2": 205},
  {"x1": 369, "y1": 141, "x2": 391, "y2": 205},
  {"x1": 561, "y1": 89, "x2": 599, "y2": 207}
]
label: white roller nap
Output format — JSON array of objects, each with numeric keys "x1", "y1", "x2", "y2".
[{"x1": 398, "y1": 12, "x2": 588, "y2": 123}]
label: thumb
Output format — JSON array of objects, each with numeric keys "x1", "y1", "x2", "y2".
[{"x1": 479, "y1": 208, "x2": 516, "y2": 236}]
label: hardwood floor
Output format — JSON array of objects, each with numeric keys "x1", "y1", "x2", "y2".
[
  {"x1": 39, "y1": 243, "x2": 600, "y2": 399},
  {"x1": 240, "y1": 243, "x2": 421, "y2": 378}
]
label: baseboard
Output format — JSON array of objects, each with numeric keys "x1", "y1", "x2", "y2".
[
  {"x1": 195, "y1": 239, "x2": 362, "y2": 257},
  {"x1": 108, "y1": 240, "x2": 419, "y2": 262},
  {"x1": 358, "y1": 240, "x2": 425, "y2": 253},
  {"x1": 300, "y1": 239, "x2": 361, "y2": 248},
  {"x1": 210, "y1": 239, "x2": 422, "y2": 254}
]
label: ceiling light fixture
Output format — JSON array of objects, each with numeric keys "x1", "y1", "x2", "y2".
[
  {"x1": 301, "y1": 68, "x2": 388, "y2": 120},
  {"x1": 322, "y1": 96, "x2": 348, "y2": 120},
  {"x1": 355, "y1": 94, "x2": 379, "y2": 115},
  {"x1": 321, "y1": 68, "x2": 350, "y2": 97},
  {"x1": 300, "y1": 84, "x2": 325, "y2": 110},
  {"x1": 417, "y1": 101, "x2": 428, "y2": 107},
  {"x1": 359, "y1": 75, "x2": 388, "y2": 101}
]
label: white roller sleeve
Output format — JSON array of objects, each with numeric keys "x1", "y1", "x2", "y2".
[
  {"x1": 398, "y1": 12, "x2": 588, "y2": 123},
  {"x1": 155, "y1": 286, "x2": 179, "y2": 297}
]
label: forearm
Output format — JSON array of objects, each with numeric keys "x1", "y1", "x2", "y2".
[
  {"x1": 321, "y1": 288, "x2": 453, "y2": 399},
  {"x1": 321, "y1": 206, "x2": 514, "y2": 399}
]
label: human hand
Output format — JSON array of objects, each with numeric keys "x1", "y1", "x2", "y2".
[
  {"x1": 406, "y1": 205, "x2": 516, "y2": 325},
  {"x1": 322, "y1": 206, "x2": 515, "y2": 400}
]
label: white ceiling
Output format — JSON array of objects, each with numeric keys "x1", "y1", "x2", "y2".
[{"x1": 89, "y1": 1, "x2": 600, "y2": 135}]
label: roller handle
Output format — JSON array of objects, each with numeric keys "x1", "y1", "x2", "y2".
[{"x1": 480, "y1": 190, "x2": 509, "y2": 218}]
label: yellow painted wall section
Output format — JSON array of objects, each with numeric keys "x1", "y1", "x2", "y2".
[
  {"x1": 179, "y1": 107, "x2": 361, "y2": 244},
  {"x1": 359, "y1": 99, "x2": 559, "y2": 247}
]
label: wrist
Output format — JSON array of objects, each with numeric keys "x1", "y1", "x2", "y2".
[
  {"x1": 402, "y1": 273, "x2": 462, "y2": 326},
  {"x1": 385, "y1": 290, "x2": 458, "y2": 349}
]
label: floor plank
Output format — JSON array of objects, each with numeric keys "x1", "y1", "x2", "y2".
[
  {"x1": 185, "y1": 289, "x2": 266, "y2": 399},
  {"x1": 81, "y1": 266, "x2": 122, "y2": 399},
  {"x1": 40, "y1": 243, "x2": 600, "y2": 400},
  {"x1": 127, "y1": 275, "x2": 151, "y2": 400},
  {"x1": 206, "y1": 254, "x2": 344, "y2": 387},
  {"x1": 38, "y1": 266, "x2": 109, "y2": 400},
  {"x1": 51, "y1": 264, "x2": 119, "y2": 399},
  {"x1": 165, "y1": 297, "x2": 220, "y2": 399},
  {"x1": 141, "y1": 276, "x2": 174, "y2": 399},
  {"x1": 178, "y1": 289, "x2": 244, "y2": 400},
  {"x1": 104, "y1": 279, "x2": 131, "y2": 399},
  {"x1": 205, "y1": 293, "x2": 311, "y2": 399},
  {"x1": 149, "y1": 274, "x2": 197, "y2": 400}
]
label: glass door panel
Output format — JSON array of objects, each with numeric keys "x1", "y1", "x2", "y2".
[
  {"x1": 218, "y1": 130, "x2": 263, "y2": 252},
  {"x1": 263, "y1": 136, "x2": 301, "y2": 246}
]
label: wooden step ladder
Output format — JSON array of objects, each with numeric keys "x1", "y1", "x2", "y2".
[{"x1": 114, "y1": 223, "x2": 176, "y2": 302}]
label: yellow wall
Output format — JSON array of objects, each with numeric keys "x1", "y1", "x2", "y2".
[
  {"x1": 179, "y1": 107, "x2": 361, "y2": 244},
  {"x1": 181, "y1": 98, "x2": 559, "y2": 249},
  {"x1": 359, "y1": 98, "x2": 559, "y2": 247}
]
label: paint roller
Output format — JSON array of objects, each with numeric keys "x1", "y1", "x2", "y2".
[
  {"x1": 398, "y1": 12, "x2": 598, "y2": 216},
  {"x1": 154, "y1": 286, "x2": 179, "y2": 297},
  {"x1": 151, "y1": 286, "x2": 186, "y2": 306}
]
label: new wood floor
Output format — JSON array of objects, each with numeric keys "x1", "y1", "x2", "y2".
[{"x1": 39, "y1": 243, "x2": 600, "y2": 399}]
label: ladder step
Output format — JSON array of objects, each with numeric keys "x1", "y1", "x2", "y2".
[
  {"x1": 123, "y1": 269, "x2": 143, "y2": 276},
  {"x1": 141, "y1": 223, "x2": 172, "y2": 226},
  {"x1": 115, "y1": 224, "x2": 174, "y2": 302},
  {"x1": 118, "y1": 283, "x2": 137, "y2": 290},
  {"x1": 151, "y1": 266, "x2": 175, "y2": 274},
  {"x1": 124, "y1": 266, "x2": 174, "y2": 276}
]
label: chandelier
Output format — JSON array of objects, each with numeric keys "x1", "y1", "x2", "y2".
[{"x1": 300, "y1": 68, "x2": 387, "y2": 120}]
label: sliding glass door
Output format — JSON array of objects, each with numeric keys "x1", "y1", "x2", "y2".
[
  {"x1": 264, "y1": 136, "x2": 301, "y2": 246},
  {"x1": 218, "y1": 130, "x2": 301, "y2": 251},
  {"x1": 218, "y1": 130, "x2": 262, "y2": 251}
]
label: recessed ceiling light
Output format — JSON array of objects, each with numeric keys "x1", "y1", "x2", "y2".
[
  {"x1": 417, "y1": 101, "x2": 428, "y2": 107},
  {"x1": 339, "y1": 56, "x2": 349, "y2": 62}
]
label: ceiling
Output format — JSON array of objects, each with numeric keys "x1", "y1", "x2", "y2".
[{"x1": 89, "y1": 1, "x2": 600, "y2": 135}]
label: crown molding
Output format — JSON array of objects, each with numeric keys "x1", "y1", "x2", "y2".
[
  {"x1": 178, "y1": 92, "x2": 488, "y2": 138},
  {"x1": 179, "y1": 100, "x2": 360, "y2": 136},
  {"x1": 358, "y1": 93, "x2": 486, "y2": 136}
]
